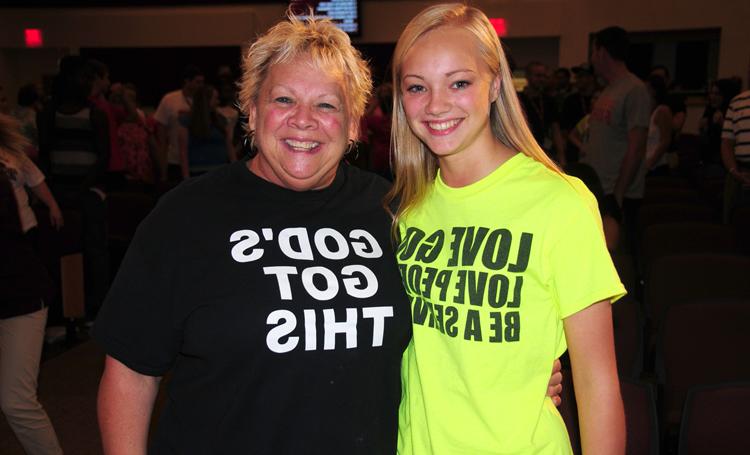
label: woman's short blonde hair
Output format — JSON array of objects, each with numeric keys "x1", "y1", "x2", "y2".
[
  {"x1": 385, "y1": 3, "x2": 559, "y2": 234},
  {"x1": 238, "y1": 12, "x2": 372, "y2": 138}
]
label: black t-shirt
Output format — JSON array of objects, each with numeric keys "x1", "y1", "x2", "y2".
[
  {"x1": 667, "y1": 92, "x2": 686, "y2": 115},
  {"x1": 560, "y1": 92, "x2": 592, "y2": 131},
  {"x1": 93, "y1": 161, "x2": 412, "y2": 454},
  {"x1": 518, "y1": 91, "x2": 559, "y2": 149}
]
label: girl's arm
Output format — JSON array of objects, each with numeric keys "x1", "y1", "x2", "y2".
[
  {"x1": 646, "y1": 106, "x2": 673, "y2": 170},
  {"x1": 564, "y1": 300, "x2": 625, "y2": 455},
  {"x1": 30, "y1": 181, "x2": 64, "y2": 229}
]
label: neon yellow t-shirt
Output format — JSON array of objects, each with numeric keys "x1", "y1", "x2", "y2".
[{"x1": 396, "y1": 153, "x2": 626, "y2": 454}]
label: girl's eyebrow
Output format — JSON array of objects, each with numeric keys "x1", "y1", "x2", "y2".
[
  {"x1": 403, "y1": 68, "x2": 476, "y2": 79},
  {"x1": 446, "y1": 69, "x2": 475, "y2": 77}
]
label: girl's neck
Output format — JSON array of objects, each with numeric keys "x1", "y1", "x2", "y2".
[{"x1": 438, "y1": 138, "x2": 517, "y2": 188}]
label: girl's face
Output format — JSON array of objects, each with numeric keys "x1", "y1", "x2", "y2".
[
  {"x1": 708, "y1": 85, "x2": 723, "y2": 109},
  {"x1": 399, "y1": 26, "x2": 499, "y2": 163}
]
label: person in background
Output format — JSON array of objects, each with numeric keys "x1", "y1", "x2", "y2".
[
  {"x1": 650, "y1": 65, "x2": 687, "y2": 135},
  {"x1": 0, "y1": 114, "x2": 63, "y2": 234},
  {"x1": 216, "y1": 80, "x2": 240, "y2": 142},
  {"x1": 566, "y1": 161, "x2": 621, "y2": 251},
  {"x1": 644, "y1": 74, "x2": 674, "y2": 176},
  {"x1": 552, "y1": 67, "x2": 572, "y2": 115},
  {"x1": 0, "y1": 113, "x2": 64, "y2": 455},
  {"x1": 12, "y1": 83, "x2": 43, "y2": 162},
  {"x1": 388, "y1": 4, "x2": 624, "y2": 454},
  {"x1": 178, "y1": 84, "x2": 235, "y2": 178},
  {"x1": 721, "y1": 62, "x2": 750, "y2": 222},
  {"x1": 361, "y1": 82, "x2": 394, "y2": 179},
  {"x1": 87, "y1": 60, "x2": 126, "y2": 184},
  {"x1": 114, "y1": 83, "x2": 159, "y2": 186},
  {"x1": 153, "y1": 64, "x2": 204, "y2": 182},
  {"x1": 584, "y1": 26, "x2": 650, "y2": 251},
  {"x1": 519, "y1": 61, "x2": 566, "y2": 165},
  {"x1": 700, "y1": 78, "x2": 741, "y2": 170},
  {"x1": 561, "y1": 64, "x2": 598, "y2": 163},
  {"x1": 38, "y1": 55, "x2": 110, "y2": 321},
  {"x1": 568, "y1": 88, "x2": 602, "y2": 159}
]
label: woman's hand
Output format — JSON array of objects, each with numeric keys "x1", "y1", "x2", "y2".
[
  {"x1": 49, "y1": 204, "x2": 64, "y2": 230},
  {"x1": 547, "y1": 358, "x2": 563, "y2": 406}
]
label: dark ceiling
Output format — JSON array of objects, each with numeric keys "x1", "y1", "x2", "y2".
[{"x1": 0, "y1": 0, "x2": 280, "y2": 7}]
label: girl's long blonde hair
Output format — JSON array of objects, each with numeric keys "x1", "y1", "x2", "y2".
[
  {"x1": 384, "y1": 3, "x2": 560, "y2": 237},
  {"x1": 0, "y1": 114, "x2": 30, "y2": 159}
]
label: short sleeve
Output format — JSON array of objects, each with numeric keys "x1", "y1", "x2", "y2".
[
  {"x1": 153, "y1": 96, "x2": 171, "y2": 126},
  {"x1": 546, "y1": 181, "x2": 626, "y2": 319},
  {"x1": 722, "y1": 102, "x2": 736, "y2": 141},
  {"x1": 625, "y1": 83, "x2": 651, "y2": 131},
  {"x1": 20, "y1": 153, "x2": 45, "y2": 188},
  {"x1": 92, "y1": 196, "x2": 184, "y2": 376}
]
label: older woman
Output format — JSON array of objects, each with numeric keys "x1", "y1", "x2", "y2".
[{"x1": 94, "y1": 15, "x2": 411, "y2": 454}]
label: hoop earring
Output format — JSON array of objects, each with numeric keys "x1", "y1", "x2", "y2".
[
  {"x1": 243, "y1": 130, "x2": 258, "y2": 158},
  {"x1": 347, "y1": 140, "x2": 359, "y2": 161}
]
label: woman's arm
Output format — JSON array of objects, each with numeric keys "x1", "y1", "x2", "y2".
[
  {"x1": 564, "y1": 301, "x2": 625, "y2": 455},
  {"x1": 569, "y1": 128, "x2": 584, "y2": 151},
  {"x1": 646, "y1": 106, "x2": 673, "y2": 170},
  {"x1": 98, "y1": 355, "x2": 161, "y2": 455},
  {"x1": 29, "y1": 181, "x2": 64, "y2": 229}
]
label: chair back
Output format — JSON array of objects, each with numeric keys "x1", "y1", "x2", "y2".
[
  {"x1": 621, "y1": 378, "x2": 660, "y2": 455},
  {"x1": 657, "y1": 302, "x2": 750, "y2": 427},
  {"x1": 641, "y1": 223, "x2": 736, "y2": 277},
  {"x1": 678, "y1": 382, "x2": 750, "y2": 455},
  {"x1": 645, "y1": 253, "x2": 750, "y2": 322}
]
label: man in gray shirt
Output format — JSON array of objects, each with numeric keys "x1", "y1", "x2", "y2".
[{"x1": 584, "y1": 26, "x2": 650, "y2": 248}]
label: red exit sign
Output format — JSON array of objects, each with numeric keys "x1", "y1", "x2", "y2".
[
  {"x1": 25, "y1": 29, "x2": 44, "y2": 48},
  {"x1": 489, "y1": 18, "x2": 507, "y2": 37}
]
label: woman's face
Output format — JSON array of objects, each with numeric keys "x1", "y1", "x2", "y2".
[
  {"x1": 248, "y1": 55, "x2": 356, "y2": 191},
  {"x1": 399, "y1": 26, "x2": 499, "y2": 162},
  {"x1": 708, "y1": 85, "x2": 723, "y2": 109}
]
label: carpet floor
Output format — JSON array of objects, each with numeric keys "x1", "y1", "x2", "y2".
[{"x1": 0, "y1": 340, "x2": 104, "y2": 454}]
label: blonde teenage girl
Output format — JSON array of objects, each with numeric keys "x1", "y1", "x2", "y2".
[{"x1": 387, "y1": 4, "x2": 626, "y2": 454}]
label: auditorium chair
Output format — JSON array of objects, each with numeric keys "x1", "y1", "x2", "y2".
[
  {"x1": 558, "y1": 371, "x2": 659, "y2": 455},
  {"x1": 678, "y1": 382, "x2": 750, "y2": 455},
  {"x1": 656, "y1": 302, "x2": 750, "y2": 429},
  {"x1": 640, "y1": 222, "x2": 736, "y2": 277}
]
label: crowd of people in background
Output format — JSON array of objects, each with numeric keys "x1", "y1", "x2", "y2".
[
  {"x1": 0, "y1": 26, "x2": 745, "y2": 323},
  {"x1": 0, "y1": 26, "x2": 745, "y2": 320},
  {"x1": 0, "y1": 16, "x2": 749, "y2": 453}
]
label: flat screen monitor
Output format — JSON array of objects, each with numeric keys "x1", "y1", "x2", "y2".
[{"x1": 289, "y1": 0, "x2": 360, "y2": 36}]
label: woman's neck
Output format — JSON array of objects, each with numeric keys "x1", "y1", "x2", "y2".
[{"x1": 438, "y1": 138, "x2": 517, "y2": 188}]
